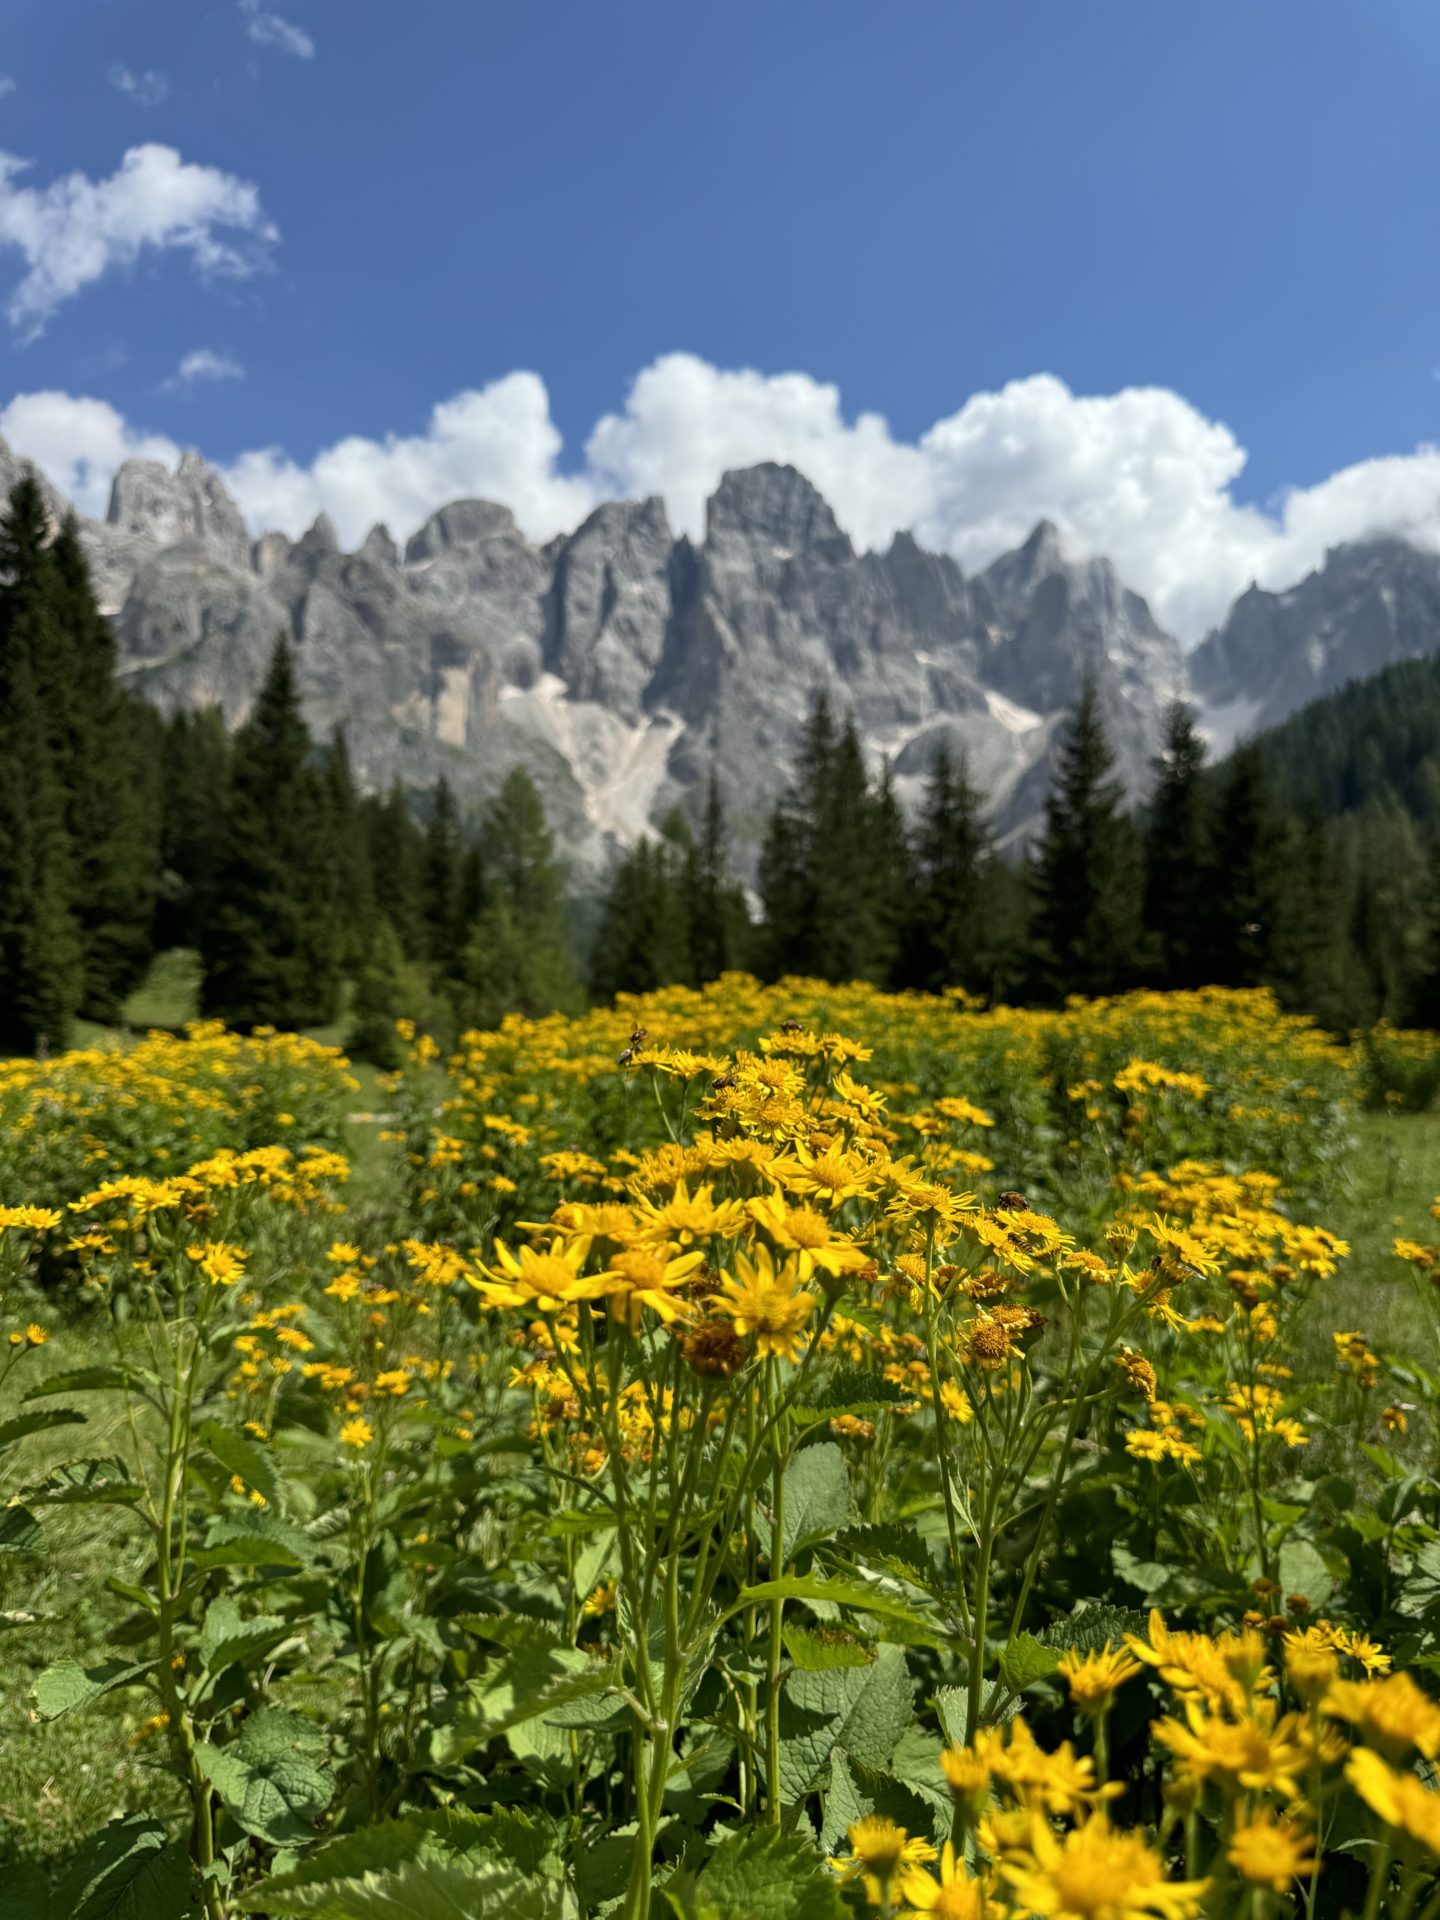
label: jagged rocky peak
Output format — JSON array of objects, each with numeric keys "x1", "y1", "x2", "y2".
[
  {"x1": 359, "y1": 522, "x2": 400, "y2": 569},
  {"x1": 978, "y1": 518, "x2": 1068, "y2": 620},
  {"x1": 106, "y1": 451, "x2": 251, "y2": 568},
  {"x1": 544, "y1": 495, "x2": 675, "y2": 716},
  {"x1": 705, "y1": 462, "x2": 853, "y2": 563},
  {"x1": 253, "y1": 529, "x2": 293, "y2": 578},
  {"x1": 404, "y1": 499, "x2": 525, "y2": 565},
  {"x1": 299, "y1": 511, "x2": 341, "y2": 553}
]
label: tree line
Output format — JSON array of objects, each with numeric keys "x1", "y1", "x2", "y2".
[{"x1": 4, "y1": 467, "x2": 1440, "y2": 1057}]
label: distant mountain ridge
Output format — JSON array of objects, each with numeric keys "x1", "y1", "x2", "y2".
[{"x1": 1, "y1": 433, "x2": 1437, "y2": 873}]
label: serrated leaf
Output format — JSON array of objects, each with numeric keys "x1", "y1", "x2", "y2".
[
  {"x1": 0, "y1": 1407, "x2": 85, "y2": 1452},
  {"x1": 191, "y1": 1509, "x2": 313, "y2": 1570},
  {"x1": 779, "y1": 1443, "x2": 855, "y2": 1561},
  {"x1": 25, "y1": 1366, "x2": 144, "y2": 1401},
  {"x1": 1038, "y1": 1604, "x2": 1148, "y2": 1656},
  {"x1": 778, "y1": 1642, "x2": 913, "y2": 1802},
  {"x1": 35, "y1": 1657, "x2": 151, "y2": 1719},
  {"x1": 784, "y1": 1624, "x2": 872, "y2": 1670},
  {"x1": 793, "y1": 1370, "x2": 909, "y2": 1423},
  {"x1": 671, "y1": 1826, "x2": 847, "y2": 1920},
  {"x1": 198, "y1": 1713, "x2": 332, "y2": 1847},
  {"x1": 52, "y1": 1817, "x2": 194, "y2": 1920},
  {"x1": 249, "y1": 1852, "x2": 550, "y2": 1919},
  {"x1": 997, "y1": 1633, "x2": 1062, "y2": 1694},
  {"x1": 199, "y1": 1596, "x2": 292, "y2": 1678},
  {"x1": 1278, "y1": 1537, "x2": 1336, "y2": 1609},
  {"x1": 197, "y1": 1419, "x2": 281, "y2": 1510},
  {"x1": 818, "y1": 1748, "x2": 869, "y2": 1853},
  {"x1": 24, "y1": 1457, "x2": 143, "y2": 1507},
  {"x1": 0, "y1": 1504, "x2": 40, "y2": 1552},
  {"x1": 737, "y1": 1573, "x2": 938, "y2": 1639}
]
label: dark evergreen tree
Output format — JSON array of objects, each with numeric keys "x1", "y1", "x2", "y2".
[
  {"x1": 156, "y1": 709, "x2": 231, "y2": 951},
  {"x1": 907, "y1": 745, "x2": 993, "y2": 992},
  {"x1": 684, "y1": 773, "x2": 750, "y2": 984},
  {"x1": 199, "y1": 637, "x2": 342, "y2": 1029},
  {"x1": 1204, "y1": 743, "x2": 1293, "y2": 989},
  {"x1": 1028, "y1": 677, "x2": 1144, "y2": 1001},
  {"x1": 459, "y1": 770, "x2": 581, "y2": 1025},
  {"x1": 365, "y1": 783, "x2": 427, "y2": 958},
  {"x1": 320, "y1": 731, "x2": 374, "y2": 974},
  {"x1": 422, "y1": 775, "x2": 466, "y2": 973},
  {"x1": 1144, "y1": 701, "x2": 1211, "y2": 990}
]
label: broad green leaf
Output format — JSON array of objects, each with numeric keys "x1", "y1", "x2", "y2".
[
  {"x1": 1278, "y1": 1538, "x2": 1336, "y2": 1610},
  {"x1": 191, "y1": 1509, "x2": 314, "y2": 1570},
  {"x1": 997, "y1": 1633, "x2": 1062, "y2": 1694},
  {"x1": 0, "y1": 1505, "x2": 40, "y2": 1552},
  {"x1": 737, "y1": 1573, "x2": 938, "y2": 1639},
  {"x1": 784, "y1": 1623, "x2": 872, "y2": 1670},
  {"x1": 52, "y1": 1817, "x2": 194, "y2": 1920},
  {"x1": 779, "y1": 1443, "x2": 855, "y2": 1561},
  {"x1": 433, "y1": 1644, "x2": 614, "y2": 1760},
  {"x1": 886, "y1": 1724, "x2": 956, "y2": 1833},
  {"x1": 198, "y1": 1420, "x2": 281, "y2": 1510},
  {"x1": 25, "y1": 1366, "x2": 144, "y2": 1401},
  {"x1": 24, "y1": 1457, "x2": 143, "y2": 1507},
  {"x1": 35, "y1": 1657, "x2": 151, "y2": 1719},
  {"x1": 669, "y1": 1826, "x2": 848, "y2": 1920},
  {"x1": 0, "y1": 1863, "x2": 48, "y2": 1920},
  {"x1": 0, "y1": 1408, "x2": 85, "y2": 1452},
  {"x1": 199, "y1": 1596, "x2": 293, "y2": 1677},
  {"x1": 198, "y1": 1713, "x2": 332, "y2": 1847},
  {"x1": 778, "y1": 1642, "x2": 913, "y2": 1802},
  {"x1": 834, "y1": 1522, "x2": 935, "y2": 1585},
  {"x1": 1038, "y1": 1604, "x2": 1148, "y2": 1657},
  {"x1": 246, "y1": 1852, "x2": 552, "y2": 1919},
  {"x1": 818, "y1": 1747, "x2": 868, "y2": 1852},
  {"x1": 792, "y1": 1370, "x2": 909, "y2": 1424}
]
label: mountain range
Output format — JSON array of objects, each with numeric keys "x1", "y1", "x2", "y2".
[{"x1": 2, "y1": 432, "x2": 1438, "y2": 876}]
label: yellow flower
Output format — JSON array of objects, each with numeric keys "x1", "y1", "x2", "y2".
[
  {"x1": 1227, "y1": 1810, "x2": 1316, "y2": 1893},
  {"x1": 599, "y1": 1246, "x2": 706, "y2": 1331},
  {"x1": 1283, "y1": 1628, "x2": 1339, "y2": 1707},
  {"x1": 583, "y1": 1580, "x2": 617, "y2": 1617},
  {"x1": 828, "y1": 1816, "x2": 937, "y2": 1909},
  {"x1": 470, "y1": 1236, "x2": 609, "y2": 1312},
  {"x1": 186, "y1": 1240, "x2": 248, "y2": 1286},
  {"x1": 939, "y1": 1380, "x2": 974, "y2": 1424},
  {"x1": 1347, "y1": 1748, "x2": 1440, "y2": 1854},
  {"x1": 999, "y1": 1811, "x2": 1210, "y2": 1920},
  {"x1": 630, "y1": 1180, "x2": 747, "y2": 1248},
  {"x1": 340, "y1": 1417, "x2": 374, "y2": 1449},
  {"x1": 745, "y1": 1190, "x2": 870, "y2": 1281},
  {"x1": 1325, "y1": 1673, "x2": 1440, "y2": 1761},
  {"x1": 896, "y1": 1841, "x2": 991, "y2": 1916},
  {"x1": 1058, "y1": 1642, "x2": 1142, "y2": 1715},
  {"x1": 1153, "y1": 1698, "x2": 1307, "y2": 1801},
  {"x1": 0, "y1": 1206, "x2": 62, "y2": 1231},
  {"x1": 24, "y1": 1323, "x2": 47, "y2": 1347},
  {"x1": 711, "y1": 1245, "x2": 816, "y2": 1361}
]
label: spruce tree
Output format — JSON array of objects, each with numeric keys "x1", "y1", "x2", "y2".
[
  {"x1": 200, "y1": 637, "x2": 342, "y2": 1029},
  {"x1": 0, "y1": 478, "x2": 84, "y2": 1051},
  {"x1": 683, "y1": 774, "x2": 750, "y2": 985},
  {"x1": 908, "y1": 744, "x2": 993, "y2": 992},
  {"x1": 460, "y1": 770, "x2": 581, "y2": 1025},
  {"x1": 1028, "y1": 677, "x2": 1144, "y2": 1001},
  {"x1": 422, "y1": 775, "x2": 466, "y2": 974},
  {"x1": 1204, "y1": 744, "x2": 1291, "y2": 989},
  {"x1": 1144, "y1": 701, "x2": 1211, "y2": 989},
  {"x1": 157, "y1": 709, "x2": 231, "y2": 951},
  {"x1": 320, "y1": 732, "x2": 374, "y2": 975},
  {"x1": 365, "y1": 783, "x2": 427, "y2": 958}
]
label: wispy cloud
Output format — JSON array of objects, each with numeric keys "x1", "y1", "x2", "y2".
[
  {"x1": 239, "y1": 0, "x2": 315, "y2": 60},
  {"x1": 109, "y1": 64, "x2": 171, "y2": 107},
  {"x1": 164, "y1": 347, "x2": 245, "y2": 390},
  {"x1": 0, "y1": 78, "x2": 16, "y2": 101},
  {"x1": 0, "y1": 143, "x2": 278, "y2": 340}
]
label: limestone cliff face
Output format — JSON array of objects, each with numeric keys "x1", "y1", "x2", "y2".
[{"x1": 0, "y1": 438, "x2": 1313, "y2": 876}]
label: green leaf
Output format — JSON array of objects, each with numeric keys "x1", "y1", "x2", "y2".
[
  {"x1": 239, "y1": 1811, "x2": 566, "y2": 1918},
  {"x1": 247, "y1": 1852, "x2": 555, "y2": 1919},
  {"x1": 778, "y1": 1642, "x2": 913, "y2": 1802},
  {"x1": 779, "y1": 1443, "x2": 855, "y2": 1561},
  {"x1": 0, "y1": 1505, "x2": 40, "y2": 1552},
  {"x1": 737, "y1": 1573, "x2": 938, "y2": 1639},
  {"x1": 997, "y1": 1633, "x2": 1062, "y2": 1695},
  {"x1": 430, "y1": 1643, "x2": 615, "y2": 1763},
  {"x1": 198, "y1": 1710, "x2": 332, "y2": 1846},
  {"x1": 1278, "y1": 1538, "x2": 1336, "y2": 1610},
  {"x1": 24, "y1": 1366, "x2": 143, "y2": 1400},
  {"x1": 0, "y1": 1407, "x2": 85, "y2": 1452},
  {"x1": 818, "y1": 1747, "x2": 869, "y2": 1853},
  {"x1": 784, "y1": 1623, "x2": 872, "y2": 1670},
  {"x1": 34, "y1": 1658, "x2": 151, "y2": 1719},
  {"x1": 669, "y1": 1827, "x2": 848, "y2": 1920},
  {"x1": 191, "y1": 1509, "x2": 314, "y2": 1570},
  {"x1": 0, "y1": 1863, "x2": 48, "y2": 1920},
  {"x1": 1038, "y1": 1605, "x2": 1148, "y2": 1657},
  {"x1": 197, "y1": 1419, "x2": 281, "y2": 1511},
  {"x1": 198, "y1": 1596, "x2": 293, "y2": 1678},
  {"x1": 834, "y1": 1523, "x2": 935, "y2": 1585},
  {"x1": 52, "y1": 1817, "x2": 194, "y2": 1920},
  {"x1": 24, "y1": 1457, "x2": 143, "y2": 1507},
  {"x1": 792, "y1": 1370, "x2": 909, "y2": 1423}
]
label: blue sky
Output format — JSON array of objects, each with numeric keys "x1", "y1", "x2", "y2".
[{"x1": 1, "y1": 0, "x2": 1438, "y2": 638}]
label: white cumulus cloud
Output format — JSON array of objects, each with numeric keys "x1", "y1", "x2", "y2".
[
  {"x1": 0, "y1": 143, "x2": 277, "y2": 340},
  {"x1": 239, "y1": 0, "x2": 315, "y2": 59},
  {"x1": 167, "y1": 347, "x2": 245, "y2": 387},
  {"x1": 0, "y1": 390, "x2": 178, "y2": 517},
  {"x1": 109, "y1": 65, "x2": 170, "y2": 106},
  {"x1": 4, "y1": 354, "x2": 1440, "y2": 640}
]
